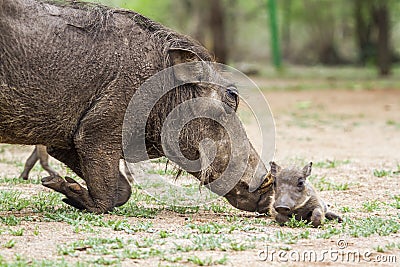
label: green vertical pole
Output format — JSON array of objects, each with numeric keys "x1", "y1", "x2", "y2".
[{"x1": 267, "y1": 0, "x2": 282, "y2": 69}]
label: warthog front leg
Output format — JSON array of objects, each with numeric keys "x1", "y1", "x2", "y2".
[
  {"x1": 42, "y1": 175, "x2": 90, "y2": 210},
  {"x1": 311, "y1": 208, "x2": 323, "y2": 227},
  {"x1": 43, "y1": 146, "x2": 94, "y2": 210},
  {"x1": 44, "y1": 145, "x2": 132, "y2": 212}
]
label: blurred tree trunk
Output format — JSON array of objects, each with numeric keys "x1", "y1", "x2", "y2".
[
  {"x1": 354, "y1": 0, "x2": 374, "y2": 65},
  {"x1": 209, "y1": 0, "x2": 228, "y2": 63},
  {"x1": 191, "y1": 1, "x2": 208, "y2": 46},
  {"x1": 354, "y1": 0, "x2": 392, "y2": 76},
  {"x1": 225, "y1": 0, "x2": 238, "y2": 62},
  {"x1": 372, "y1": 2, "x2": 391, "y2": 76},
  {"x1": 281, "y1": 0, "x2": 292, "y2": 59},
  {"x1": 174, "y1": 1, "x2": 208, "y2": 46}
]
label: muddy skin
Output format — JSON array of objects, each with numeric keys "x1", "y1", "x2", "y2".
[
  {"x1": 269, "y1": 162, "x2": 343, "y2": 227},
  {"x1": 0, "y1": 0, "x2": 272, "y2": 213}
]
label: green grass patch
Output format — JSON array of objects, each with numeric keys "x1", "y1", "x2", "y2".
[
  {"x1": 167, "y1": 205, "x2": 200, "y2": 214},
  {"x1": 187, "y1": 222, "x2": 224, "y2": 234},
  {"x1": 386, "y1": 120, "x2": 400, "y2": 128},
  {"x1": 9, "y1": 228, "x2": 24, "y2": 236},
  {"x1": 339, "y1": 206, "x2": 353, "y2": 213},
  {"x1": 3, "y1": 239, "x2": 16, "y2": 249},
  {"x1": 317, "y1": 224, "x2": 343, "y2": 239},
  {"x1": 373, "y1": 169, "x2": 391, "y2": 177},
  {"x1": 111, "y1": 201, "x2": 161, "y2": 218},
  {"x1": 392, "y1": 195, "x2": 400, "y2": 209},
  {"x1": 187, "y1": 255, "x2": 228, "y2": 266},
  {"x1": 313, "y1": 159, "x2": 351, "y2": 169},
  {"x1": 203, "y1": 201, "x2": 233, "y2": 214},
  {"x1": 345, "y1": 217, "x2": 400, "y2": 237},
  {"x1": 284, "y1": 215, "x2": 313, "y2": 228},
  {"x1": 58, "y1": 237, "x2": 125, "y2": 256},
  {"x1": 362, "y1": 200, "x2": 382, "y2": 212},
  {"x1": 309, "y1": 176, "x2": 350, "y2": 191},
  {"x1": 0, "y1": 190, "x2": 31, "y2": 211},
  {"x1": 0, "y1": 215, "x2": 22, "y2": 226},
  {"x1": 271, "y1": 230, "x2": 310, "y2": 244},
  {"x1": 0, "y1": 175, "x2": 42, "y2": 185}
]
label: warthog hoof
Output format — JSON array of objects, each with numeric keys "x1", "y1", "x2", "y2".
[{"x1": 41, "y1": 175, "x2": 92, "y2": 211}]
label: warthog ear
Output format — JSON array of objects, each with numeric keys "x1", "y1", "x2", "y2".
[
  {"x1": 269, "y1": 161, "x2": 281, "y2": 177},
  {"x1": 168, "y1": 48, "x2": 205, "y2": 82},
  {"x1": 302, "y1": 162, "x2": 312, "y2": 178}
]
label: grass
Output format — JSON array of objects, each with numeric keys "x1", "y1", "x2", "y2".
[
  {"x1": 9, "y1": 228, "x2": 24, "y2": 236},
  {"x1": 386, "y1": 119, "x2": 400, "y2": 129},
  {"x1": 0, "y1": 190, "x2": 31, "y2": 211},
  {"x1": 345, "y1": 217, "x2": 400, "y2": 238},
  {"x1": 1, "y1": 182, "x2": 397, "y2": 264},
  {"x1": 373, "y1": 167, "x2": 400, "y2": 177},
  {"x1": 339, "y1": 206, "x2": 353, "y2": 213},
  {"x1": 270, "y1": 230, "x2": 310, "y2": 244},
  {"x1": 308, "y1": 175, "x2": 350, "y2": 191},
  {"x1": 284, "y1": 215, "x2": 313, "y2": 228},
  {"x1": 0, "y1": 215, "x2": 22, "y2": 226},
  {"x1": 3, "y1": 239, "x2": 16, "y2": 249},
  {"x1": 1, "y1": 144, "x2": 400, "y2": 266},
  {"x1": 187, "y1": 255, "x2": 228, "y2": 266},
  {"x1": 313, "y1": 159, "x2": 351, "y2": 169},
  {"x1": 362, "y1": 200, "x2": 382, "y2": 212},
  {"x1": 373, "y1": 169, "x2": 391, "y2": 177},
  {"x1": 392, "y1": 195, "x2": 400, "y2": 209},
  {"x1": 257, "y1": 65, "x2": 400, "y2": 92}
]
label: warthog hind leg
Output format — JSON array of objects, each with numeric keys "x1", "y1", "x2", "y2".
[{"x1": 325, "y1": 211, "x2": 343, "y2": 222}]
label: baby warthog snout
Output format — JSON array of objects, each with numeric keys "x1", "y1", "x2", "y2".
[
  {"x1": 269, "y1": 161, "x2": 343, "y2": 227},
  {"x1": 274, "y1": 205, "x2": 291, "y2": 215},
  {"x1": 273, "y1": 194, "x2": 296, "y2": 215}
]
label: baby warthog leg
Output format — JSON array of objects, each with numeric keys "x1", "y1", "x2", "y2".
[
  {"x1": 325, "y1": 211, "x2": 343, "y2": 222},
  {"x1": 311, "y1": 208, "x2": 323, "y2": 227}
]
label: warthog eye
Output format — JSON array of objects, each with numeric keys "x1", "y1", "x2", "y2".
[
  {"x1": 227, "y1": 86, "x2": 238, "y2": 99},
  {"x1": 226, "y1": 86, "x2": 239, "y2": 110}
]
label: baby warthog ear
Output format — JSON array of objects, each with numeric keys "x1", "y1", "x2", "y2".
[
  {"x1": 302, "y1": 162, "x2": 312, "y2": 178},
  {"x1": 269, "y1": 161, "x2": 281, "y2": 177},
  {"x1": 168, "y1": 48, "x2": 205, "y2": 82}
]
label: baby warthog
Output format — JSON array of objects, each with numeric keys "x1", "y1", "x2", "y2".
[{"x1": 269, "y1": 161, "x2": 342, "y2": 227}]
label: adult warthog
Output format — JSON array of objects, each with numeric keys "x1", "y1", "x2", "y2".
[{"x1": 0, "y1": 0, "x2": 273, "y2": 213}]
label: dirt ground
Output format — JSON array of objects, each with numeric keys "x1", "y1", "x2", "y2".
[{"x1": 0, "y1": 87, "x2": 399, "y2": 266}]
